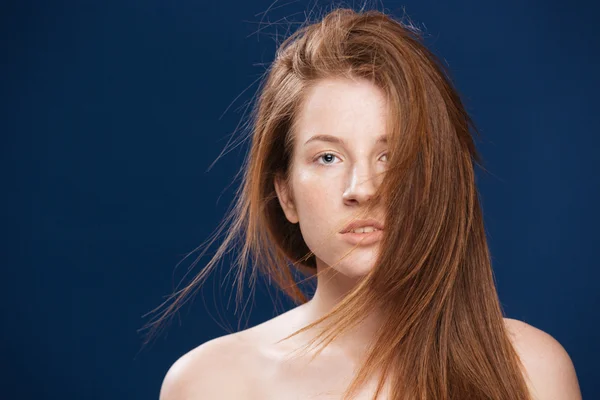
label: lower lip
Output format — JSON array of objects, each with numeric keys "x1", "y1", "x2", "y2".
[{"x1": 339, "y1": 230, "x2": 383, "y2": 245}]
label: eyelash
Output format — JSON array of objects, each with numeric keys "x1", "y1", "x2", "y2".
[{"x1": 313, "y1": 152, "x2": 388, "y2": 166}]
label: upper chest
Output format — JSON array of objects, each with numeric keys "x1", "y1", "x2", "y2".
[{"x1": 247, "y1": 345, "x2": 391, "y2": 400}]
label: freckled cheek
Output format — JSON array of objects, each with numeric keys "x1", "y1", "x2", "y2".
[{"x1": 294, "y1": 171, "x2": 340, "y2": 212}]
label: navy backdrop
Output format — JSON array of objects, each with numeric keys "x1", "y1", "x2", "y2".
[{"x1": 2, "y1": 0, "x2": 598, "y2": 399}]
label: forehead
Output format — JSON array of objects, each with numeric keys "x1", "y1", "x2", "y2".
[{"x1": 293, "y1": 77, "x2": 389, "y2": 143}]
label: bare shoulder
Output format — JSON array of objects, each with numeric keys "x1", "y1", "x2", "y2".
[
  {"x1": 159, "y1": 306, "x2": 306, "y2": 400},
  {"x1": 503, "y1": 317, "x2": 582, "y2": 400},
  {"x1": 159, "y1": 331, "x2": 259, "y2": 400}
]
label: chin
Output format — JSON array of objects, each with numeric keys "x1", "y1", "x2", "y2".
[
  {"x1": 315, "y1": 246, "x2": 380, "y2": 277},
  {"x1": 330, "y1": 252, "x2": 378, "y2": 279},
  {"x1": 338, "y1": 264, "x2": 374, "y2": 279}
]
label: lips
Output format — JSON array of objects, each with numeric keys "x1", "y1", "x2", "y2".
[
  {"x1": 340, "y1": 218, "x2": 384, "y2": 234},
  {"x1": 339, "y1": 229, "x2": 383, "y2": 246},
  {"x1": 339, "y1": 218, "x2": 385, "y2": 246}
]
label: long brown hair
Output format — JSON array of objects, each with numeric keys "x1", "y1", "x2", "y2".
[{"x1": 142, "y1": 6, "x2": 532, "y2": 400}]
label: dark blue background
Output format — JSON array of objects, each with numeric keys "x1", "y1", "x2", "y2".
[{"x1": 2, "y1": 1, "x2": 598, "y2": 398}]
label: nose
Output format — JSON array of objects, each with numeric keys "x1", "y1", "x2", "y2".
[{"x1": 342, "y1": 162, "x2": 378, "y2": 206}]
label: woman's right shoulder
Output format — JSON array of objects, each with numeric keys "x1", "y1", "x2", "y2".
[{"x1": 159, "y1": 332, "x2": 259, "y2": 400}]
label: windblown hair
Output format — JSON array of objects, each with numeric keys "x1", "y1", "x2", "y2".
[{"x1": 142, "y1": 6, "x2": 532, "y2": 400}]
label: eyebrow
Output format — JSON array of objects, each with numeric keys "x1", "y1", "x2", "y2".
[{"x1": 303, "y1": 134, "x2": 388, "y2": 146}]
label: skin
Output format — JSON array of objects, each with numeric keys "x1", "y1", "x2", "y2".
[{"x1": 160, "y1": 78, "x2": 583, "y2": 400}]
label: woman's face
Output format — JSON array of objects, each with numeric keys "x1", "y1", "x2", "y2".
[{"x1": 275, "y1": 77, "x2": 389, "y2": 278}]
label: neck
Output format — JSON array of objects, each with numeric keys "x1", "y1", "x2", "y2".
[{"x1": 302, "y1": 258, "x2": 382, "y2": 362}]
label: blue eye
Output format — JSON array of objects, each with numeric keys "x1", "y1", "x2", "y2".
[{"x1": 316, "y1": 152, "x2": 338, "y2": 165}]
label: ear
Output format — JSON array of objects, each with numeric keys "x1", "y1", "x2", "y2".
[{"x1": 274, "y1": 173, "x2": 299, "y2": 224}]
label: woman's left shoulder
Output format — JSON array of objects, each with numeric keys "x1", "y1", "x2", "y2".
[{"x1": 502, "y1": 317, "x2": 582, "y2": 400}]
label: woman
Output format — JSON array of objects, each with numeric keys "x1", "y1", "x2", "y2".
[{"x1": 150, "y1": 7, "x2": 582, "y2": 400}]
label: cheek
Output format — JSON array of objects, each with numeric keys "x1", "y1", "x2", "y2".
[
  {"x1": 293, "y1": 169, "x2": 339, "y2": 213},
  {"x1": 291, "y1": 170, "x2": 342, "y2": 245}
]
